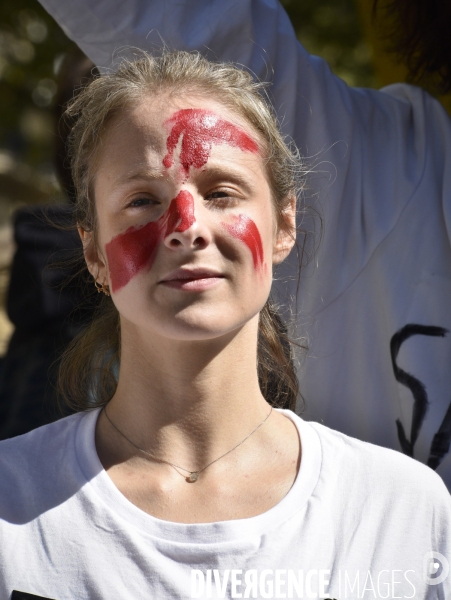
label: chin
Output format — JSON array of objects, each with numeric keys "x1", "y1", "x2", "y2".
[
  {"x1": 152, "y1": 314, "x2": 252, "y2": 342},
  {"x1": 120, "y1": 303, "x2": 261, "y2": 344}
]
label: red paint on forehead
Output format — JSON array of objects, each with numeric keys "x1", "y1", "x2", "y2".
[
  {"x1": 105, "y1": 190, "x2": 195, "y2": 292},
  {"x1": 162, "y1": 109, "x2": 259, "y2": 177},
  {"x1": 222, "y1": 215, "x2": 264, "y2": 271}
]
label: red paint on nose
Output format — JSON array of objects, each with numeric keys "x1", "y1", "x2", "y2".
[
  {"x1": 105, "y1": 190, "x2": 196, "y2": 292},
  {"x1": 222, "y1": 215, "x2": 264, "y2": 271},
  {"x1": 163, "y1": 109, "x2": 259, "y2": 177},
  {"x1": 166, "y1": 189, "x2": 195, "y2": 233}
]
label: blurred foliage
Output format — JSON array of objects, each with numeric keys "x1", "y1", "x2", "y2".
[
  {"x1": 0, "y1": 0, "x2": 375, "y2": 206},
  {"x1": 283, "y1": 0, "x2": 376, "y2": 88},
  {"x1": 0, "y1": 0, "x2": 75, "y2": 207}
]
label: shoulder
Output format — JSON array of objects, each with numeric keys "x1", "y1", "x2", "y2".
[
  {"x1": 0, "y1": 411, "x2": 96, "y2": 521},
  {"x1": 379, "y1": 82, "x2": 451, "y2": 138},
  {"x1": 309, "y1": 420, "x2": 450, "y2": 508},
  {"x1": 380, "y1": 81, "x2": 442, "y2": 107},
  {"x1": 0, "y1": 410, "x2": 87, "y2": 462}
]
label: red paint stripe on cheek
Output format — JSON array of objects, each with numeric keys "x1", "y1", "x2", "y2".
[
  {"x1": 105, "y1": 190, "x2": 196, "y2": 293},
  {"x1": 105, "y1": 220, "x2": 163, "y2": 293},
  {"x1": 222, "y1": 215, "x2": 264, "y2": 271}
]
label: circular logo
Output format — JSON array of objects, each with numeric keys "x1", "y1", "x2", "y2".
[{"x1": 423, "y1": 551, "x2": 449, "y2": 585}]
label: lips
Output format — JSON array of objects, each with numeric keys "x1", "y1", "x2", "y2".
[{"x1": 159, "y1": 267, "x2": 225, "y2": 290}]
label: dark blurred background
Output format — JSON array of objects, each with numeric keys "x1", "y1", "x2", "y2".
[{"x1": 0, "y1": 0, "x2": 450, "y2": 356}]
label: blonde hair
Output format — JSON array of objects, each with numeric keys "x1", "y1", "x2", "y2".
[{"x1": 59, "y1": 50, "x2": 307, "y2": 412}]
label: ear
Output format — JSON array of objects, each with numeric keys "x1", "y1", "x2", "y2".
[
  {"x1": 272, "y1": 194, "x2": 296, "y2": 264},
  {"x1": 78, "y1": 226, "x2": 108, "y2": 284}
]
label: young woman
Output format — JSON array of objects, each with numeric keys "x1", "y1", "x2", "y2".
[
  {"x1": 37, "y1": 0, "x2": 451, "y2": 487},
  {"x1": 0, "y1": 51, "x2": 449, "y2": 600}
]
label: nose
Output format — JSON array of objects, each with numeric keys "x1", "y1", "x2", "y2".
[{"x1": 163, "y1": 189, "x2": 211, "y2": 250}]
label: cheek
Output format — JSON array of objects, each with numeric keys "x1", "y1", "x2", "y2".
[
  {"x1": 105, "y1": 190, "x2": 195, "y2": 292},
  {"x1": 221, "y1": 215, "x2": 265, "y2": 273},
  {"x1": 105, "y1": 220, "x2": 163, "y2": 293}
]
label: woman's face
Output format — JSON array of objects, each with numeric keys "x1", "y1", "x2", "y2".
[{"x1": 81, "y1": 93, "x2": 295, "y2": 342}]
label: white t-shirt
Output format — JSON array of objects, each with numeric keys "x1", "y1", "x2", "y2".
[
  {"x1": 35, "y1": 0, "x2": 451, "y2": 487},
  {"x1": 0, "y1": 408, "x2": 449, "y2": 599}
]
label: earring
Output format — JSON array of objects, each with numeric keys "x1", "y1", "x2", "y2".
[{"x1": 94, "y1": 280, "x2": 111, "y2": 296}]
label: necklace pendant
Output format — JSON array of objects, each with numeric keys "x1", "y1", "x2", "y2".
[{"x1": 187, "y1": 471, "x2": 199, "y2": 483}]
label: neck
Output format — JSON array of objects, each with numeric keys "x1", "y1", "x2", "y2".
[{"x1": 106, "y1": 314, "x2": 270, "y2": 468}]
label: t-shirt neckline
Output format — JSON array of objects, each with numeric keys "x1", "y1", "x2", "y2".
[{"x1": 75, "y1": 407, "x2": 322, "y2": 545}]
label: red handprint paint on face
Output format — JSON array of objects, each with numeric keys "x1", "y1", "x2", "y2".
[
  {"x1": 105, "y1": 110, "x2": 262, "y2": 292},
  {"x1": 163, "y1": 109, "x2": 259, "y2": 178},
  {"x1": 105, "y1": 190, "x2": 195, "y2": 292},
  {"x1": 222, "y1": 215, "x2": 264, "y2": 271}
]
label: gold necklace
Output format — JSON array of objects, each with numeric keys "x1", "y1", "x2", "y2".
[{"x1": 103, "y1": 404, "x2": 273, "y2": 483}]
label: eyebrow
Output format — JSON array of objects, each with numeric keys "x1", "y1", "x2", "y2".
[
  {"x1": 111, "y1": 160, "x2": 260, "y2": 191},
  {"x1": 114, "y1": 167, "x2": 166, "y2": 187},
  {"x1": 195, "y1": 163, "x2": 257, "y2": 191}
]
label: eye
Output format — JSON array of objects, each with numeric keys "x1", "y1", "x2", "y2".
[
  {"x1": 208, "y1": 191, "x2": 229, "y2": 199},
  {"x1": 205, "y1": 189, "x2": 239, "y2": 208},
  {"x1": 127, "y1": 196, "x2": 158, "y2": 209}
]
